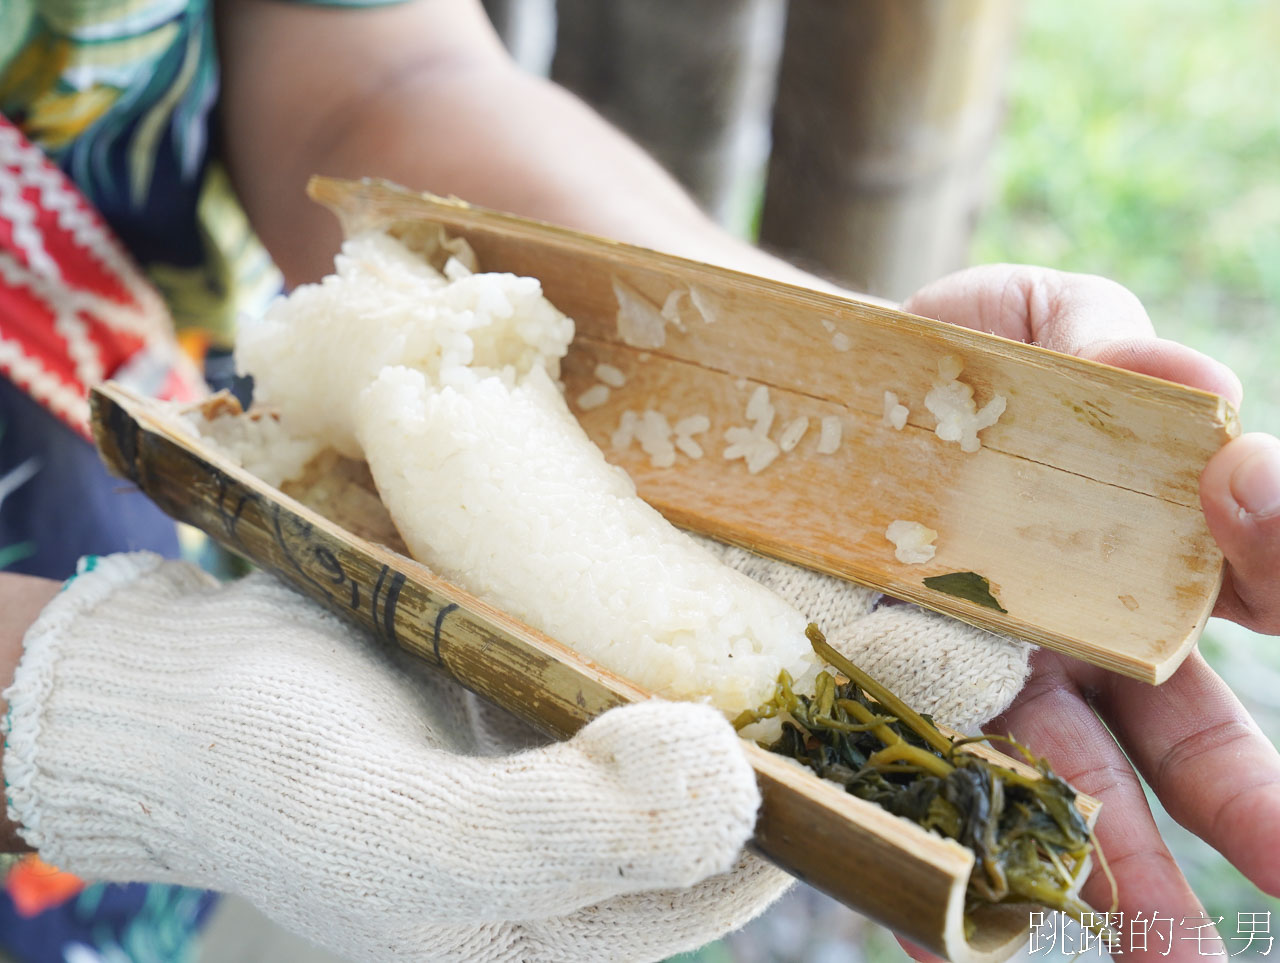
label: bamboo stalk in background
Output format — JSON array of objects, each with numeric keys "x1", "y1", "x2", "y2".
[
  {"x1": 760, "y1": 0, "x2": 1019, "y2": 301},
  {"x1": 479, "y1": 0, "x2": 557, "y2": 75},
  {"x1": 552, "y1": 0, "x2": 785, "y2": 233}
]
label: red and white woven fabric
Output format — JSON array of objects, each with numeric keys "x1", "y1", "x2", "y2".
[{"x1": 0, "y1": 116, "x2": 204, "y2": 439}]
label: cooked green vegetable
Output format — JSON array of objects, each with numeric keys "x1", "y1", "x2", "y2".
[{"x1": 734, "y1": 624, "x2": 1109, "y2": 928}]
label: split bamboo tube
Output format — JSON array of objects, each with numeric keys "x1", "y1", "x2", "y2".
[{"x1": 91, "y1": 383, "x2": 1098, "y2": 962}]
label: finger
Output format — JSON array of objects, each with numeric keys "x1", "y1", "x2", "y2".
[
  {"x1": 987, "y1": 651, "x2": 1220, "y2": 960},
  {"x1": 903, "y1": 266, "x2": 1244, "y2": 404},
  {"x1": 1201, "y1": 433, "x2": 1280, "y2": 632},
  {"x1": 1082, "y1": 337, "x2": 1244, "y2": 405},
  {"x1": 1093, "y1": 650, "x2": 1280, "y2": 897},
  {"x1": 903, "y1": 264, "x2": 1156, "y2": 349},
  {"x1": 896, "y1": 936, "x2": 945, "y2": 962}
]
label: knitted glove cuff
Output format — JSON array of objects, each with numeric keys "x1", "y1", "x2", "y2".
[{"x1": 4, "y1": 552, "x2": 206, "y2": 879}]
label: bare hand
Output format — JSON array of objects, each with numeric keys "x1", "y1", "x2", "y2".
[
  {"x1": 0, "y1": 571, "x2": 60, "y2": 853},
  {"x1": 0, "y1": 573, "x2": 60, "y2": 679},
  {"x1": 905, "y1": 264, "x2": 1279, "y2": 634},
  {"x1": 903, "y1": 264, "x2": 1280, "y2": 961}
]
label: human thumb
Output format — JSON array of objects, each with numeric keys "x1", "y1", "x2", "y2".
[{"x1": 1200, "y1": 432, "x2": 1280, "y2": 633}]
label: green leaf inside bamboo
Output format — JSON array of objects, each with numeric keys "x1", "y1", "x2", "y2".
[
  {"x1": 737, "y1": 623, "x2": 1106, "y2": 934},
  {"x1": 923, "y1": 571, "x2": 1008, "y2": 613}
]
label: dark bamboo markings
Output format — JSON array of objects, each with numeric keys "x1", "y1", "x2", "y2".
[
  {"x1": 211, "y1": 469, "x2": 258, "y2": 550},
  {"x1": 371, "y1": 565, "x2": 405, "y2": 645},
  {"x1": 271, "y1": 502, "x2": 327, "y2": 598},
  {"x1": 314, "y1": 545, "x2": 360, "y2": 609},
  {"x1": 432, "y1": 603, "x2": 459, "y2": 666},
  {"x1": 260, "y1": 502, "x2": 407, "y2": 647}
]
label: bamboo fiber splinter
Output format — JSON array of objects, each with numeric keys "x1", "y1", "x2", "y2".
[
  {"x1": 308, "y1": 177, "x2": 1239, "y2": 684},
  {"x1": 91, "y1": 383, "x2": 1098, "y2": 963}
]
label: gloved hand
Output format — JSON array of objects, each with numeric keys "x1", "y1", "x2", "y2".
[
  {"x1": 4, "y1": 546, "x2": 1030, "y2": 963},
  {"x1": 2, "y1": 553, "x2": 789, "y2": 963},
  {"x1": 693, "y1": 535, "x2": 1033, "y2": 731}
]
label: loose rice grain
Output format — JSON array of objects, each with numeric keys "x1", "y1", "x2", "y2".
[
  {"x1": 594, "y1": 363, "x2": 626, "y2": 388},
  {"x1": 577, "y1": 384, "x2": 610, "y2": 410},
  {"x1": 816, "y1": 416, "x2": 843, "y2": 454}
]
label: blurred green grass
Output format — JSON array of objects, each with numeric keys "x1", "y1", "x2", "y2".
[
  {"x1": 974, "y1": 0, "x2": 1280, "y2": 436},
  {"x1": 973, "y1": 0, "x2": 1280, "y2": 945}
]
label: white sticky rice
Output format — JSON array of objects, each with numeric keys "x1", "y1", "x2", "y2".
[
  {"x1": 883, "y1": 391, "x2": 909, "y2": 431},
  {"x1": 673, "y1": 413, "x2": 709, "y2": 460},
  {"x1": 637, "y1": 409, "x2": 677, "y2": 468},
  {"x1": 236, "y1": 232, "x2": 573, "y2": 458},
  {"x1": 924, "y1": 356, "x2": 1007, "y2": 453},
  {"x1": 357, "y1": 365, "x2": 814, "y2": 711},
  {"x1": 576, "y1": 384, "x2": 611, "y2": 410},
  {"x1": 235, "y1": 233, "x2": 820, "y2": 714},
  {"x1": 180, "y1": 408, "x2": 321, "y2": 489},
  {"x1": 816, "y1": 415, "x2": 843, "y2": 455},
  {"x1": 614, "y1": 277, "x2": 670, "y2": 348},
  {"x1": 594, "y1": 363, "x2": 626, "y2": 388},
  {"x1": 886, "y1": 520, "x2": 938, "y2": 564},
  {"x1": 778, "y1": 416, "x2": 809, "y2": 452}
]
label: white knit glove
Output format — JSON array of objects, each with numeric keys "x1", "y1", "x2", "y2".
[
  {"x1": 3, "y1": 553, "x2": 790, "y2": 963},
  {"x1": 692, "y1": 536, "x2": 1032, "y2": 731},
  {"x1": 4, "y1": 543, "x2": 1030, "y2": 963}
]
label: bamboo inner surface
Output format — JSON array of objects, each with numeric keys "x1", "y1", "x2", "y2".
[{"x1": 311, "y1": 177, "x2": 1238, "y2": 683}]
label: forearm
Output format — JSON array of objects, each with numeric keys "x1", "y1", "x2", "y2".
[
  {"x1": 217, "y1": 0, "x2": 851, "y2": 294},
  {"x1": 0, "y1": 573, "x2": 60, "y2": 853}
]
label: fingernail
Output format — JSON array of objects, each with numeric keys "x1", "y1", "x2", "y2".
[{"x1": 1231, "y1": 440, "x2": 1280, "y2": 518}]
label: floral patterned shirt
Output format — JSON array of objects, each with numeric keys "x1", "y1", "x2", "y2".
[{"x1": 0, "y1": 1, "x2": 392, "y2": 959}]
